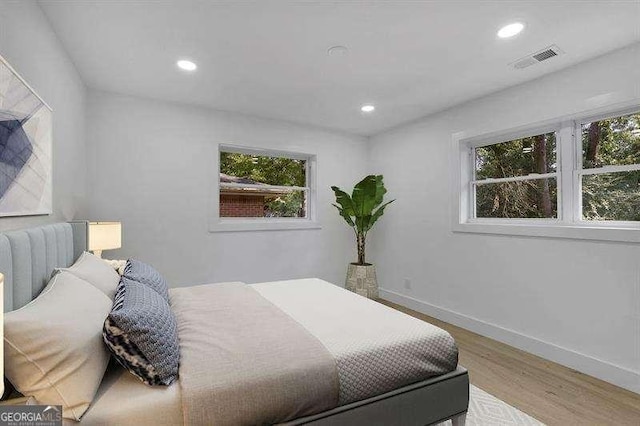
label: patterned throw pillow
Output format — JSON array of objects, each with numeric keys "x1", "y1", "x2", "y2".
[
  {"x1": 123, "y1": 259, "x2": 170, "y2": 302},
  {"x1": 103, "y1": 278, "x2": 179, "y2": 386}
]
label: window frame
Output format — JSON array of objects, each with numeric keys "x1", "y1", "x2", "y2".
[
  {"x1": 452, "y1": 103, "x2": 640, "y2": 243},
  {"x1": 209, "y1": 144, "x2": 320, "y2": 232},
  {"x1": 469, "y1": 125, "x2": 562, "y2": 224}
]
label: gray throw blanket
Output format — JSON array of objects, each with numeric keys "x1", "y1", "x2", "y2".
[{"x1": 170, "y1": 282, "x2": 339, "y2": 426}]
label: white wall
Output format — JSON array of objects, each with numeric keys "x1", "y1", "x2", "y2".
[
  {"x1": 368, "y1": 43, "x2": 640, "y2": 393},
  {"x1": 84, "y1": 91, "x2": 368, "y2": 287},
  {"x1": 0, "y1": 1, "x2": 86, "y2": 231}
]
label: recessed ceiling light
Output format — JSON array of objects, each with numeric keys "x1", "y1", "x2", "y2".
[
  {"x1": 497, "y1": 22, "x2": 525, "y2": 38},
  {"x1": 361, "y1": 104, "x2": 375, "y2": 113},
  {"x1": 327, "y1": 45, "x2": 349, "y2": 57},
  {"x1": 176, "y1": 59, "x2": 197, "y2": 71}
]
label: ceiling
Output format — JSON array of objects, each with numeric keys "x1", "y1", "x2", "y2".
[{"x1": 39, "y1": 1, "x2": 640, "y2": 136}]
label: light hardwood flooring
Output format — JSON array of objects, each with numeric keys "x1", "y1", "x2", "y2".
[{"x1": 380, "y1": 299, "x2": 640, "y2": 426}]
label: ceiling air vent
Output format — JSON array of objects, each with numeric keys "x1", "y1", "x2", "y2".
[{"x1": 511, "y1": 45, "x2": 564, "y2": 69}]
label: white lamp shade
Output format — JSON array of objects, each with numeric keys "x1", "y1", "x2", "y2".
[{"x1": 88, "y1": 222, "x2": 122, "y2": 251}]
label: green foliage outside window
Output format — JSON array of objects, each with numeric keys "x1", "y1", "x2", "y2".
[
  {"x1": 220, "y1": 152, "x2": 306, "y2": 186},
  {"x1": 265, "y1": 191, "x2": 306, "y2": 218},
  {"x1": 581, "y1": 113, "x2": 640, "y2": 221},
  {"x1": 475, "y1": 132, "x2": 557, "y2": 218}
]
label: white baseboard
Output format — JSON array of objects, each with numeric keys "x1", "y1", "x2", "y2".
[{"x1": 379, "y1": 288, "x2": 640, "y2": 394}]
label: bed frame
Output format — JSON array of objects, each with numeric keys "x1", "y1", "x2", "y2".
[{"x1": 0, "y1": 222, "x2": 469, "y2": 426}]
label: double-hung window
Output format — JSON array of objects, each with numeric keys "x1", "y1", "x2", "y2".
[
  {"x1": 455, "y1": 107, "x2": 640, "y2": 242},
  {"x1": 210, "y1": 145, "x2": 319, "y2": 232}
]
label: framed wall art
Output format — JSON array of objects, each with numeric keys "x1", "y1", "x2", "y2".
[{"x1": 0, "y1": 54, "x2": 52, "y2": 217}]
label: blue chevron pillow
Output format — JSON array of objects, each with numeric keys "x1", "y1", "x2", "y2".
[{"x1": 123, "y1": 259, "x2": 169, "y2": 302}]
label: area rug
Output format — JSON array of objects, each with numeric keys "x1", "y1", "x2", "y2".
[{"x1": 438, "y1": 385, "x2": 545, "y2": 425}]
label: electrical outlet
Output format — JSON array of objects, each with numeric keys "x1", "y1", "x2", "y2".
[{"x1": 403, "y1": 278, "x2": 412, "y2": 289}]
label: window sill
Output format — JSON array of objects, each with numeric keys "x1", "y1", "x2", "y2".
[
  {"x1": 209, "y1": 219, "x2": 322, "y2": 233},
  {"x1": 453, "y1": 221, "x2": 640, "y2": 243}
]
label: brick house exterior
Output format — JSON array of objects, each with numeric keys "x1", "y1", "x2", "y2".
[
  {"x1": 220, "y1": 193, "x2": 271, "y2": 217},
  {"x1": 219, "y1": 173, "x2": 287, "y2": 217}
]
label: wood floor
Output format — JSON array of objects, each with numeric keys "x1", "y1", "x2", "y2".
[{"x1": 380, "y1": 299, "x2": 640, "y2": 426}]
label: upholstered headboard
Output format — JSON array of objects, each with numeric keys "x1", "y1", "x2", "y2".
[{"x1": 0, "y1": 221, "x2": 88, "y2": 312}]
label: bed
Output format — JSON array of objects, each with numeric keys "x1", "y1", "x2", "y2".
[{"x1": 1, "y1": 222, "x2": 469, "y2": 425}]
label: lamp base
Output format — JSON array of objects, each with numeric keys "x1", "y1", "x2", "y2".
[{"x1": 92, "y1": 250, "x2": 103, "y2": 258}]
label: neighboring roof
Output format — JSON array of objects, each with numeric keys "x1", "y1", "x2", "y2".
[
  {"x1": 219, "y1": 173, "x2": 289, "y2": 197},
  {"x1": 219, "y1": 173, "x2": 263, "y2": 185}
]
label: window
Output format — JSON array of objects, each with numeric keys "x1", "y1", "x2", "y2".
[
  {"x1": 454, "y1": 107, "x2": 640, "y2": 242},
  {"x1": 473, "y1": 132, "x2": 558, "y2": 219},
  {"x1": 579, "y1": 113, "x2": 640, "y2": 222},
  {"x1": 211, "y1": 145, "x2": 319, "y2": 232}
]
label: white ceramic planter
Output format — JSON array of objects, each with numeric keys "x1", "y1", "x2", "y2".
[{"x1": 345, "y1": 263, "x2": 378, "y2": 299}]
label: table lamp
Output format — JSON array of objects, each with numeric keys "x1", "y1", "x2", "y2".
[{"x1": 88, "y1": 222, "x2": 122, "y2": 258}]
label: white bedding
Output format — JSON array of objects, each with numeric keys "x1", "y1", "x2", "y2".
[
  {"x1": 252, "y1": 278, "x2": 459, "y2": 404},
  {"x1": 76, "y1": 363, "x2": 182, "y2": 426}
]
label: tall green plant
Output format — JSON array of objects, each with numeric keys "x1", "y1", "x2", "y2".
[{"x1": 332, "y1": 175, "x2": 395, "y2": 265}]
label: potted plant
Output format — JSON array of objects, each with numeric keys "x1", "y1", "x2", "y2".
[{"x1": 332, "y1": 175, "x2": 394, "y2": 299}]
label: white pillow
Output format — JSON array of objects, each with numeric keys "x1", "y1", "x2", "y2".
[
  {"x1": 3, "y1": 271, "x2": 112, "y2": 420},
  {"x1": 103, "y1": 259, "x2": 127, "y2": 276},
  {"x1": 57, "y1": 251, "x2": 120, "y2": 299}
]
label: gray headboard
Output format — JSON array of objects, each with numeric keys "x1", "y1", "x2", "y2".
[{"x1": 0, "y1": 221, "x2": 88, "y2": 312}]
